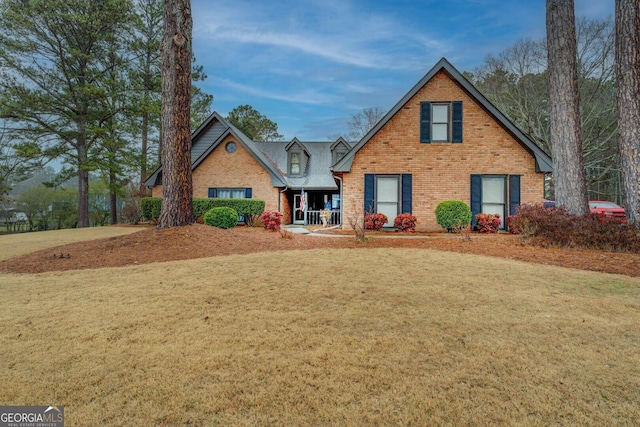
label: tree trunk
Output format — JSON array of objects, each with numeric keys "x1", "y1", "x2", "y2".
[
  {"x1": 615, "y1": 0, "x2": 640, "y2": 226},
  {"x1": 77, "y1": 167, "x2": 90, "y2": 228},
  {"x1": 76, "y1": 132, "x2": 90, "y2": 228},
  {"x1": 546, "y1": 0, "x2": 590, "y2": 215},
  {"x1": 140, "y1": 106, "x2": 148, "y2": 192},
  {"x1": 157, "y1": 0, "x2": 193, "y2": 228},
  {"x1": 110, "y1": 168, "x2": 118, "y2": 225}
]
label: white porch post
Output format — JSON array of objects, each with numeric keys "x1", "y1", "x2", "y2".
[{"x1": 303, "y1": 190, "x2": 307, "y2": 226}]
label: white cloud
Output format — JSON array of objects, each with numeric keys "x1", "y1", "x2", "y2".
[
  {"x1": 215, "y1": 77, "x2": 341, "y2": 106},
  {"x1": 192, "y1": 0, "x2": 615, "y2": 141},
  {"x1": 193, "y1": 0, "x2": 441, "y2": 71}
]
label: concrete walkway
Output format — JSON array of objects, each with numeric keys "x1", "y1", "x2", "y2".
[{"x1": 283, "y1": 225, "x2": 463, "y2": 239}]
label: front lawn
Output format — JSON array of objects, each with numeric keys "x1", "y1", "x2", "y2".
[{"x1": 1, "y1": 246, "x2": 639, "y2": 425}]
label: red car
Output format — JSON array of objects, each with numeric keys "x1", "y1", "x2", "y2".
[
  {"x1": 588, "y1": 201, "x2": 627, "y2": 223},
  {"x1": 543, "y1": 200, "x2": 627, "y2": 222}
]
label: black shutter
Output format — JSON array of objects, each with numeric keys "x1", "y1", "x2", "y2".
[
  {"x1": 401, "y1": 174, "x2": 412, "y2": 213},
  {"x1": 420, "y1": 101, "x2": 431, "y2": 143},
  {"x1": 364, "y1": 174, "x2": 375, "y2": 213},
  {"x1": 509, "y1": 175, "x2": 521, "y2": 216},
  {"x1": 245, "y1": 188, "x2": 252, "y2": 198},
  {"x1": 208, "y1": 188, "x2": 217, "y2": 198},
  {"x1": 452, "y1": 101, "x2": 463, "y2": 143},
  {"x1": 470, "y1": 175, "x2": 482, "y2": 228}
]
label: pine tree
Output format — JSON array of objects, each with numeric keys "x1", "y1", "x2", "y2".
[
  {"x1": 615, "y1": 0, "x2": 640, "y2": 226},
  {"x1": 157, "y1": 0, "x2": 194, "y2": 228},
  {"x1": 546, "y1": 0, "x2": 590, "y2": 215}
]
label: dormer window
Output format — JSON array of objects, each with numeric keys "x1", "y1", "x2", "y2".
[
  {"x1": 290, "y1": 152, "x2": 301, "y2": 175},
  {"x1": 286, "y1": 138, "x2": 310, "y2": 177},
  {"x1": 330, "y1": 137, "x2": 351, "y2": 164}
]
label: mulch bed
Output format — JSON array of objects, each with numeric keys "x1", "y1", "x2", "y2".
[{"x1": 1, "y1": 224, "x2": 638, "y2": 277}]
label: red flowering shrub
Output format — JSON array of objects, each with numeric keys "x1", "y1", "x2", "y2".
[
  {"x1": 394, "y1": 213, "x2": 417, "y2": 232},
  {"x1": 260, "y1": 210, "x2": 283, "y2": 231},
  {"x1": 364, "y1": 213, "x2": 388, "y2": 230},
  {"x1": 506, "y1": 215, "x2": 519, "y2": 234},
  {"x1": 475, "y1": 213, "x2": 501, "y2": 233}
]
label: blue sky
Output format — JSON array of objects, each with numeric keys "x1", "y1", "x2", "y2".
[{"x1": 190, "y1": 0, "x2": 614, "y2": 141}]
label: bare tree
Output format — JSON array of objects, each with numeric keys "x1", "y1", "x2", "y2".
[
  {"x1": 347, "y1": 107, "x2": 385, "y2": 142},
  {"x1": 615, "y1": 0, "x2": 640, "y2": 226},
  {"x1": 470, "y1": 18, "x2": 621, "y2": 203},
  {"x1": 157, "y1": 0, "x2": 193, "y2": 227},
  {"x1": 546, "y1": 0, "x2": 589, "y2": 215}
]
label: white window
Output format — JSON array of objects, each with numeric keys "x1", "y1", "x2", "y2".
[
  {"x1": 376, "y1": 176, "x2": 398, "y2": 226},
  {"x1": 482, "y1": 176, "x2": 506, "y2": 228},
  {"x1": 290, "y1": 152, "x2": 301, "y2": 175},
  {"x1": 217, "y1": 189, "x2": 246, "y2": 199},
  {"x1": 431, "y1": 104, "x2": 449, "y2": 141}
]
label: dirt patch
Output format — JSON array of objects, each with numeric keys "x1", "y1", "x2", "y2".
[{"x1": 1, "y1": 224, "x2": 638, "y2": 276}]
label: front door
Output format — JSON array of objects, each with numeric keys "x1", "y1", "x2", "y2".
[{"x1": 293, "y1": 193, "x2": 305, "y2": 224}]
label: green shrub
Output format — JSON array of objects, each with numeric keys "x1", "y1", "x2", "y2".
[
  {"x1": 435, "y1": 200, "x2": 472, "y2": 232},
  {"x1": 142, "y1": 197, "x2": 265, "y2": 225},
  {"x1": 141, "y1": 197, "x2": 162, "y2": 221},
  {"x1": 203, "y1": 207, "x2": 238, "y2": 229},
  {"x1": 194, "y1": 198, "x2": 265, "y2": 225}
]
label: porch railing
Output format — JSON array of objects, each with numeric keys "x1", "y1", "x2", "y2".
[{"x1": 305, "y1": 209, "x2": 341, "y2": 226}]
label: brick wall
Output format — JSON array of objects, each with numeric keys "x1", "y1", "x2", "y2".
[
  {"x1": 342, "y1": 71, "x2": 545, "y2": 231},
  {"x1": 151, "y1": 134, "x2": 281, "y2": 214}
]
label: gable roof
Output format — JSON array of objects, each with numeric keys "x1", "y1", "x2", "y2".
[
  {"x1": 332, "y1": 57, "x2": 553, "y2": 173},
  {"x1": 193, "y1": 117, "x2": 287, "y2": 187},
  {"x1": 260, "y1": 140, "x2": 344, "y2": 190},
  {"x1": 144, "y1": 112, "x2": 287, "y2": 188},
  {"x1": 144, "y1": 112, "x2": 345, "y2": 190},
  {"x1": 285, "y1": 137, "x2": 311, "y2": 156},
  {"x1": 330, "y1": 137, "x2": 350, "y2": 152}
]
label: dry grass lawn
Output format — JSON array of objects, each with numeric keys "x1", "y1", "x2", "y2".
[
  {"x1": 1, "y1": 228, "x2": 639, "y2": 426},
  {"x1": 0, "y1": 226, "x2": 145, "y2": 261}
]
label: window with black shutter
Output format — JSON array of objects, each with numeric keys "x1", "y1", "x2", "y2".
[{"x1": 420, "y1": 101, "x2": 463, "y2": 143}]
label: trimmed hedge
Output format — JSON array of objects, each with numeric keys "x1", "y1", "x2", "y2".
[
  {"x1": 141, "y1": 197, "x2": 265, "y2": 224},
  {"x1": 141, "y1": 197, "x2": 162, "y2": 221},
  {"x1": 435, "y1": 200, "x2": 472, "y2": 232},
  {"x1": 203, "y1": 207, "x2": 238, "y2": 229},
  {"x1": 193, "y1": 198, "x2": 265, "y2": 224}
]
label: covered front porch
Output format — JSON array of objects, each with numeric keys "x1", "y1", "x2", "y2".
[{"x1": 291, "y1": 189, "x2": 341, "y2": 226}]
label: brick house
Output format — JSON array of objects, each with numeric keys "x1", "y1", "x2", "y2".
[
  {"x1": 144, "y1": 112, "x2": 347, "y2": 226},
  {"x1": 145, "y1": 58, "x2": 552, "y2": 231}
]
